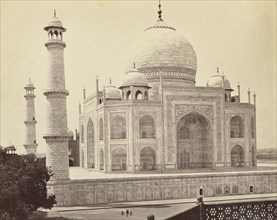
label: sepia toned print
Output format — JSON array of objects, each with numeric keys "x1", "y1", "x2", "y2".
[{"x1": 1, "y1": 1, "x2": 276, "y2": 219}]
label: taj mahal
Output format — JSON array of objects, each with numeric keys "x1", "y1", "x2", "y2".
[
  {"x1": 78, "y1": 12, "x2": 257, "y2": 172},
  {"x1": 22, "y1": 2, "x2": 276, "y2": 206}
]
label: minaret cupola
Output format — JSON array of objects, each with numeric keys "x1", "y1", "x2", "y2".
[{"x1": 44, "y1": 10, "x2": 66, "y2": 42}]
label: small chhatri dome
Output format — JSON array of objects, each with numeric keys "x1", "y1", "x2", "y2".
[
  {"x1": 119, "y1": 67, "x2": 150, "y2": 89},
  {"x1": 105, "y1": 80, "x2": 122, "y2": 100},
  {"x1": 44, "y1": 10, "x2": 66, "y2": 31},
  {"x1": 24, "y1": 78, "x2": 35, "y2": 89},
  {"x1": 207, "y1": 71, "x2": 233, "y2": 91}
]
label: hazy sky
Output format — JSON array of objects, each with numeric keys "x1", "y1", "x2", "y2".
[{"x1": 1, "y1": 1, "x2": 276, "y2": 153}]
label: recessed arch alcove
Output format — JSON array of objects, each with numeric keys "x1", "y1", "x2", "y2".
[{"x1": 176, "y1": 112, "x2": 213, "y2": 168}]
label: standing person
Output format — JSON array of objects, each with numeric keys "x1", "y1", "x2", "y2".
[
  {"x1": 121, "y1": 209, "x2": 125, "y2": 216},
  {"x1": 126, "y1": 209, "x2": 129, "y2": 217},
  {"x1": 129, "y1": 209, "x2": 132, "y2": 216}
]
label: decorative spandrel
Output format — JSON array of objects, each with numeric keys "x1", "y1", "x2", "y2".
[{"x1": 175, "y1": 104, "x2": 213, "y2": 124}]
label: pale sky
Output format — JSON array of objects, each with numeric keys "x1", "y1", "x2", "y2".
[{"x1": 1, "y1": 1, "x2": 276, "y2": 153}]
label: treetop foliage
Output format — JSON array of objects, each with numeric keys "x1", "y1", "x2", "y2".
[{"x1": 0, "y1": 147, "x2": 56, "y2": 220}]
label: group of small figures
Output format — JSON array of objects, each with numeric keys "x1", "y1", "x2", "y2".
[{"x1": 121, "y1": 209, "x2": 133, "y2": 217}]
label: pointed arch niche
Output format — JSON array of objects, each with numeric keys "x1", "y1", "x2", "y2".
[
  {"x1": 176, "y1": 112, "x2": 213, "y2": 169},
  {"x1": 87, "y1": 118, "x2": 95, "y2": 168}
]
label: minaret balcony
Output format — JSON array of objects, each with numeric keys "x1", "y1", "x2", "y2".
[
  {"x1": 45, "y1": 40, "x2": 66, "y2": 48},
  {"x1": 24, "y1": 94, "x2": 36, "y2": 98},
  {"x1": 43, "y1": 89, "x2": 69, "y2": 96},
  {"x1": 43, "y1": 134, "x2": 72, "y2": 141}
]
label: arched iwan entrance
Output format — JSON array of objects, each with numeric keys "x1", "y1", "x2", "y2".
[
  {"x1": 87, "y1": 119, "x2": 95, "y2": 168},
  {"x1": 177, "y1": 112, "x2": 212, "y2": 169},
  {"x1": 140, "y1": 147, "x2": 156, "y2": 170},
  {"x1": 111, "y1": 147, "x2": 127, "y2": 171},
  {"x1": 231, "y1": 145, "x2": 245, "y2": 167}
]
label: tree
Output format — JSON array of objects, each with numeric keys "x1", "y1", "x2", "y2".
[{"x1": 0, "y1": 148, "x2": 56, "y2": 220}]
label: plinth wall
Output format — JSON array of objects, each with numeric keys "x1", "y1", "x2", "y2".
[{"x1": 47, "y1": 170, "x2": 277, "y2": 206}]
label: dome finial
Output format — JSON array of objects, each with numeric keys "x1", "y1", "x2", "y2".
[
  {"x1": 54, "y1": 10, "x2": 56, "y2": 17},
  {"x1": 109, "y1": 78, "x2": 112, "y2": 85},
  {"x1": 133, "y1": 62, "x2": 136, "y2": 69},
  {"x1": 158, "y1": 0, "x2": 163, "y2": 21},
  {"x1": 217, "y1": 67, "x2": 219, "y2": 74},
  {"x1": 29, "y1": 77, "x2": 31, "y2": 82}
]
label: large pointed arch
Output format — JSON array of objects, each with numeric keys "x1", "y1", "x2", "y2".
[{"x1": 176, "y1": 112, "x2": 212, "y2": 169}]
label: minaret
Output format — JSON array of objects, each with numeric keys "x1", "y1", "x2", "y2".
[
  {"x1": 23, "y1": 78, "x2": 38, "y2": 155},
  {"x1": 43, "y1": 11, "x2": 69, "y2": 180}
]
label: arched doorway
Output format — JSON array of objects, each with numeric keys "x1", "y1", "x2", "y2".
[
  {"x1": 179, "y1": 150, "x2": 190, "y2": 168},
  {"x1": 126, "y1": 90, "x2": 131, "y2": 100},
  {"x1": 140, "y1": 147, "x2": 156, "y2": 170},
  {"x1": 177, "y1": 112, "x2": 212, "y2": 169},
  {"x1": 111, "y1": 147, "x2": 127, "y2": 171},
  {"x1": 231, "y1": 145, "x2": 245, "y2": 167},
  {"x1": 87, "y1": 119, "x2": 95, "y2": 168},
  {"x1": 100, "y1": 148, "x2": 104, "y2": 170},
  {"x1": 230, "y1": 116, "x2": 244, "y2": 138},
  {"x1": 135, "y1": 90, "x2": 143, "y2": 100}
]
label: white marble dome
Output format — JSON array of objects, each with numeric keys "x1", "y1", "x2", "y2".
[
  {"x1": 207, "y1": 75, "x2": 233, "y2": 90},
  {"x1": 126, "y1": 20, "x2": 197, "y2": 84},
  {"x1": 105, "y1": 84, "x2": 122, "y2": 99},
  {"x1": 119, "y1": 68, "x2": 150, "y2": 89}
]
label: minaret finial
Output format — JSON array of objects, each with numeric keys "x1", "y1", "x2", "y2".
[
  {"x1": 158, "y1": 0, "x2": 163, "y2": 21},
  {"x1": 29, "y1": 77, "x2": 30, "y2": 82},
  {"x1": 133, "y1": 62, "x2": 136, "y2": 69},
  {"x1": 109, "y1": 78, "x2": 112, "y2": 84},
  {"x1": 54, "y1": 10, "x2": 56, "y2": 17},
  {"x1": 217, "y1": 67, "x2": 219, "y2": 74}
]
